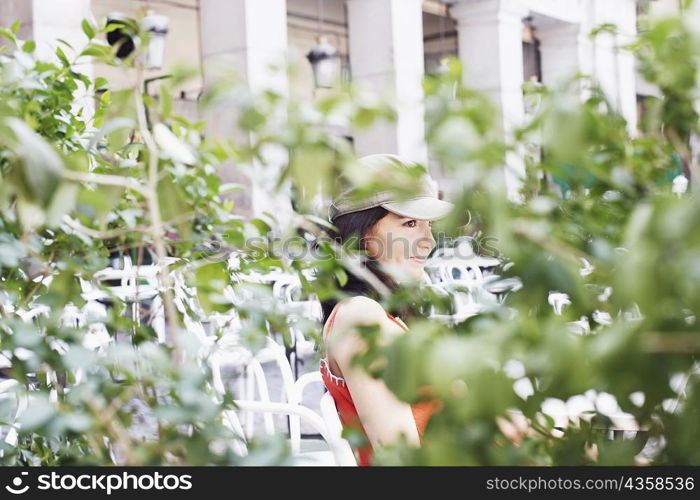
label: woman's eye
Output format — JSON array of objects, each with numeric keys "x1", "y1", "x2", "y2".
[{"x1": 404, "y1": 220, "x2": 417, "y2": 227}]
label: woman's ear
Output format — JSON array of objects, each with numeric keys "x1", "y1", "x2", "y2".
[
  {"x1": 360, "y1": 227, "x2": 372, "y2": 251},
  {"x1": 362, "y1": 225, "x2": 382, "y2": 257},
  {"x1": 359, "y1": 235, "x2": 368, "y2": 253}
]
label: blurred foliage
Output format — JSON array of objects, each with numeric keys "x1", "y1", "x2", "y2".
[{"x1": 0, "y1": 6, "x2": 699, "y2": 466}]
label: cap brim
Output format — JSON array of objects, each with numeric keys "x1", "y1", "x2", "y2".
[{"x1": 381, "y1": 197, "x2": 454, "y2": 221}]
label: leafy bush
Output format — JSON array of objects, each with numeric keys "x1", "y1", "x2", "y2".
[{"x1": 0, "y1": 8, "x2": 698, "y2": 465}]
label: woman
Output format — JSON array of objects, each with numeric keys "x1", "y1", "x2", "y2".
[{"x1": 319, "y1": 154, "x2": 454, "y2": 465}]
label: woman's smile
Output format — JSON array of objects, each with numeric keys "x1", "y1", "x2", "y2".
[{"x1": 409, "y1": 256, "x2": 427, "y2": 265}]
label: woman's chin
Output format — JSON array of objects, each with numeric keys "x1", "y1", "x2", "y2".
[
  {"x1": 382, "y1": 263, "x2": 422, "y2": 283},
  {"x1": 402, "y1": 266, "x2": 426, "y2": 283},
  {"x1": 409, "y1": 271, "x2": 425, "y2": 282}
]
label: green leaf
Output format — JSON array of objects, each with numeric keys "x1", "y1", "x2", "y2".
[
  {"x1": 11, "y1": 20, "x2": 20, "y2": 33},
  {"x1": 352, "y1": 107, "x2": 378, "y2": 129},
  {"x1": 63, "y1": 412, "x2": 93, "y2": 432},
  {"x1": 289, "y1": 145, "x2": 334, "y2": 211},
  {"x1": 238, "y1": 107, "x2": 266, "y2": 131},
  {"x1": 194, "y1": 261, "x2": 231, "y2": 314},
  {"x1": 157, "y1": 174, "x2": 191, "y2": 239},
  {"x1": 87, "y1": 117, "x2": 136, "y2": 152},
  {"x1": 5, "y1": 117, "x2": 64, "y2": 206},
  {"x1": 0, "y1": 234, "x2": 27, "y2": 267},
  {"x1": 250, "y1": 218, "x2": 271, "y2": 236},
  {"x1": 19, "y1": 395, "x2": 55, "y2": 431},
  {"x1": 222, "y1": 228, "x2": 245, "y2": 248},
  {"x1": 81, "y1": 19, "x2": 96, "y2": 40},
  {"x1": 153, "y1": 123, "x2": 195, "y2": 164},
  {"x1": 0, "y1": 27, "x2": 17, "y2": 45},
  {"x1": 158, "y1": 82, "x2": 174, "y2": 119},
  {"x1": 99, "y1": 89, "x2": 137, "y2": 152},
  {"x1": 45, "y1": 182, "x2": 79, "y2": 226},
  {"x1": 219, "y1": 183, "x2": 246, "y2": 194},
  {"x1": 56, "y1": 46, "x2": 70, "y2": 67},
  {"x1": 91, "y1": 89, "x2": 111, "y2": 128},
  {"x1": 334, "y1": 267, "x2": 348, "y2": 287},
  {"x1": 76, "y1": 184, "x2": 123, "y2": 228},
  {"x1": 36, "y1": 268, "x2": 81, "y2": 308},
  {"x1": 72, "y1": 70, "x2": 92, "y2": 88},
  {"x1": 169, "y1": 64, "x2": 199, "y2": 87},
  {"x1": 56, "y1": 38, "x2": 74, "y2": 49},
  {"x1": 589, "y1": 23, "x2": 618, "y2": 38},
  {"x1": 80, "y1": 43, "x2": 112, "y2": 58},
  {"x1": 15, "y1": 198, "x2": 46, "y2": 231},
  {"x1": 94, "y1": 77, "x2": 108, "y2": 90},
  {"x1": 22, "y1": 40, "x2": 36, "y2": 53}
]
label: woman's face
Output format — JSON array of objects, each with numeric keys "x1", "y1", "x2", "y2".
[{"x1": 363, "y1": 212, "x2": 436, "y2": 282}]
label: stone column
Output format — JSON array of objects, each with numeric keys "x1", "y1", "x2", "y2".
[
  {"x1": 591, "y1": 0, "x2": 638, "y2": 134},
  {"x1": 538, "y1": 21, "x2": 593, "y2": 89},
  {"x1": 451, "y1": 0, "x2": 530, "y2": 199},
  {"x1": 0, "y1": 0, "x2": 94, "y2": 114},
  {"x1": 346, "y1": 0, "x2": 428, "y2": 164},
  {"x1": 199, "y1": 0, "x2": 291, "y2": 220},
  {"x1": 538, "y1": 0, "x2": 637, "y2": 133},
  {"x1": 0, "y1": 0, "x2": 91, "y2": 59}
]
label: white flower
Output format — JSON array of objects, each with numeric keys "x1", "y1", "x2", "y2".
[
  {"x1": 594, "y1": 392, "x2": 620, "y2": 416},
  {"x1": 541, "y1": 398, "x2": 569, "y2": 427},
  {"x1": 672, "y1": 174, "x2": 688, "y2": 196},
  {"x1": 597, "y1": 286, "x2": 612, "y2": 302},
  {"x1": 503, "y1": 359, "x2": 526, "y2": 379},
  {"x1": 513, "y1": 378, "x2": 534, "y2": 400},
  {"x1": 153, "y1": 123, "x2": 196, "y2": 164},
  {"x1": 548, "y1": 291, "x2": 571, "y2": 315},
  {"x1": 568, "y1": 316, "x2": 591, "y2": 335},
  {"x1": 579, "y1": 258, "x2": 595, "y2": 276},
  {"x1": 592, "y1": 309, "x2": 613, "y2": 325},
  {"x1": 629, "y1": 392, "x2": 645, "y2": 407}
]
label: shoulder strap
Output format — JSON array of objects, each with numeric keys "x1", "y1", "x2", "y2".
[{"x1": 386, "y1": 313, "x2": 408, "y2": 331}]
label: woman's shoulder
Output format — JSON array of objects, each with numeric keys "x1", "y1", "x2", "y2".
[
  {"x1": 333, "y1": 295, "x2": 388, "y2": 326},
  {"x1": 325, "y1": 296, "x2": 403, "y2": 360},
  {"x1": 329, "y1": 296, "x2": 407, "y2": 343}
]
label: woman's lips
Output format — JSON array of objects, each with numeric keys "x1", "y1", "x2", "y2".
[{"x1": 409, "y1": 256, "x2": 427, "y2": 264}]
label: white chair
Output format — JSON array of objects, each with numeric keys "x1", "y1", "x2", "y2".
[
  {"x1": 222, "y1": 396, "x2": 356, "y2": 466},
  {"x1": 318, "y1": 392, "x2": 356, "y2": 464},
  {"x1": 271, "y1": 273, "x2": 322, "y2": 377},
  {"x1": 0, "y1": 379, "x2": 27, "y2": 454},
  {"x1": 211, "y1": 340, "x2": 356, "y2": 465}
]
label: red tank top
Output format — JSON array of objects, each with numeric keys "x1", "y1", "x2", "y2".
[{"x1": 320, "y1": 300, "x2": 440, "y2": 466}]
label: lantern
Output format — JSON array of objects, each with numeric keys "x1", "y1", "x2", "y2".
[{"x1": 306, "y1": 36, "x2": 340, "y2": 89}]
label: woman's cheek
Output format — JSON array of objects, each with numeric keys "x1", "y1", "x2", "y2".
[
  {"x1": 394, "y1": 225, "x2": 412, "y2": 241},
  {"x1": 397, "y1": 228, "x2": 415, "y2": 261}
]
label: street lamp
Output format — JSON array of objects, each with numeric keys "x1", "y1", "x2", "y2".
[
  {"x1": 306, "y1": 0, "x2": 341, "y2": 89},
  {"x1": 106, "y1": 12, "x2": 136, "y2": 59},
  {"x1": 106, "y1": 11, "x2": 168, "y2": 70},
  {"x1": 141, "y1": 11, "x2": 168, "y2": 70},
  {"x1": 306, "y1": 36, "x2": 340, "y2": 89}
]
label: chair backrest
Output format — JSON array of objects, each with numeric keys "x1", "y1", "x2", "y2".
[
  {"x1": 223, "y1": 398, "x2": 357, "y2": 466},
  {"x1": 318, "y1": 392, "x2": 343, "y2": 439},
  {"x1": 0, "y1": 379, "x2": 27, "y2": 452}
]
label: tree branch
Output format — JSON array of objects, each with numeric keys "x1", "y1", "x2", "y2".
[{"x1": 61, "y1": 170, "x2": 151, "y2": 199}]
